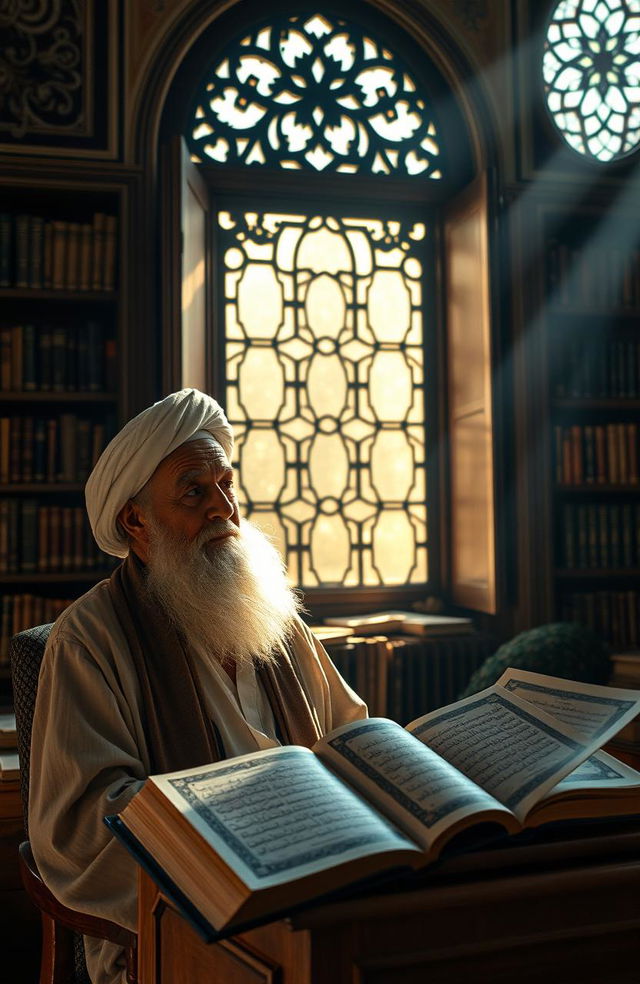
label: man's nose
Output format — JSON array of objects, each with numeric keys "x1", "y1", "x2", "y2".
[{"x1": 206, "y1": 486, "x2": 234, "y2": 519}]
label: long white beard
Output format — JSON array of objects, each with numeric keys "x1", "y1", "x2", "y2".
[{"x1": 145, "y1": 517, "x2": 302, "y2": 667}]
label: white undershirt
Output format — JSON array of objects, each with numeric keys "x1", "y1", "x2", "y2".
[{"x1": 190, "y1": 644, "x2": 280, "y2": 756}]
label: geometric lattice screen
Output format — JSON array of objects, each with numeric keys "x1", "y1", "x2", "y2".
[
  {"x1": 219, "y1": 208, "x2": 428, "y2": 588},
  {"x1": 188, "y1": 11, "x2": 443, "y2": 177},
  {"x1": 543, "y1": 0, "x2": 640, "y2": 162}
]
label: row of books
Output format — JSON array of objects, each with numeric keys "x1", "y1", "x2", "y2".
[
  {"x1": 0, "y1": 500, "x2": 115, "y2": 573},
  {"x1": 559, "y1": 502, "x2": 640, "y2": 570},
  {"x1": 546, "y1": 237, "x2": 640, "y2": 310},
  {"x1": 0, "y1": 414, "x2": 115, "y2": 484},
  {"x1": 555, "y1": 423, "x2": 639, "y2": 486},
  {"x1": 326, "y1": 632, "x2": 491, "y2": 724},
  {"x1": 554, "y1": 339, "x2": 640, "y2": 399},
  {"x1": 0, "y1": 321, "x2": 116, "y2": 392},
  {"x1": 561, "y1": 592, "x2": 640, "y2": 651},
  {"x1": 0, "y1": 212, "x2": 118, "y2": 292},
  {"x1": 0, "y1": 594, "x2": 72, "y2": 663}
]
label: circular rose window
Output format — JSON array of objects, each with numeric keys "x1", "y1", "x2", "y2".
[{"x1": 543, "y1": 0, "x2": 640, "y2": 162}]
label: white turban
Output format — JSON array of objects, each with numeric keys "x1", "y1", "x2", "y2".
[{"x1": 85, "y1": 389, "x2": 234, "y2": 558}]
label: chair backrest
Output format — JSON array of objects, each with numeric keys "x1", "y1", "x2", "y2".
[
  {"x1": 10, "y1": 623, "x2": 53, "y2": 837},
  {"x1": 10, "y1": 623, "x2": 97, "y2": 984}
]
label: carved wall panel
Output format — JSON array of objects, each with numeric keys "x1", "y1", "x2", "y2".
[{"x1": 0, "y1": 0, "x2": 119, "y2": 158}]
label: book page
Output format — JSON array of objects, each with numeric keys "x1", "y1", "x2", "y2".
[
  {"x1": 153, "y1": 746, "x2": 419, "y2": 890},
  {"x1": 315, "y1": 718, "x2": 517, "y2": 851},
  {"x1": 496, "y1": 668, "x2": 640, "y2": 744},
  {"x1": 406, "y1": 686, "x2": 605, "y2": 822},
  {"x1": 548, "y1": 749, "x2": 640, "y2": 794}
]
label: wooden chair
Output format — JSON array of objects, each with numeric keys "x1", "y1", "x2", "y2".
[{"x1": 11, "y1": 624, "x2": 137, "y2": 984}]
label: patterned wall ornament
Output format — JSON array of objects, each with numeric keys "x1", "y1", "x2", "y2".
[
  {"x1": 187, "y1": 12, "x2": 443, "y2": 177},
  {"x1": 543, "y1": 0, "x2": 640, "y2": 162},
  {"x1": 0, "y1": 0, "x2": 83, "y2": 137},
  {"x1": 0, "y1": 0, "x2": 118, "y2": 157}
]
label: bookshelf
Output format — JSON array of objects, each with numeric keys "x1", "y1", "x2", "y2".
[
  {"x1": 541, "y1": 203, "x2": 640, "y2": 653},
  {"x1": 0, "y1": 181, "x2": 125, "y2": 679}
]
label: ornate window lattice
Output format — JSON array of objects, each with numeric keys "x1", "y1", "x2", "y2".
[
  {"x1": 219, "y1": 208, "x2": 428, "y2": 588},
  {"x1": 543, "y1": 0, "x2": 640, "y2": 162},
  {"x1": 188, "y1": 12, "x2": 443, "y2": 176}
]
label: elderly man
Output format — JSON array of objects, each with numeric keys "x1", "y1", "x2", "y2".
[{"x1": 29, "y1": 388, "x2": 366, "y2": 984}]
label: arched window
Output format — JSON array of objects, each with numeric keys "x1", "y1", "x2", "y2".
[{"x1": 160, "y1": 3, "x2": 499, "y2": 614}]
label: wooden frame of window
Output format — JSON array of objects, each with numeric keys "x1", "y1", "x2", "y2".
[{"x1": 157, "y1": 0, "x2": 502, "y2": 618}]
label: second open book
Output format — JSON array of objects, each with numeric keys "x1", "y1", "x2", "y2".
[{"x1": 117, "y1": 668, "x2": 640, "y2": 934}]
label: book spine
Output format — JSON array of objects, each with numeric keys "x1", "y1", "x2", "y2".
[
  {"x1": 46, "y1": 418, "x2": 58, "y2": 483},
  {"x1": 0, "y1": 327, "x2": 12, "y2": 391},
  {"x1": 562, "y1": 428, "x2": 573, "y2": 484},
  {"x1": 570, "y1": 424, "x2": 583, "y2": 485},
  {"x1": 617, "y1": 423, "x2": 628, "y2": 484},
  {"x1": 23, "y1": 323, "x2": 37, "y2": 391},
  {"x1": 79, "y1": 223, "x2": 92, "y2": 291},
  {"x1": 73, "y1": 507, "x2": 84, "y2": 569},
  {"x1": 594, "y1": 425, "x2": 607, "y2": 483},
  {"x1": 22, "y1": 499, "x2": 38, "y2": 573},
  {"x1": 598, "y1": 503, "x2": 609, "y2": 569},
  {"x1": 86, "y1": 320, "x2": 103, "y2": 390},
  {"x1": 0, "y1": 596, "x2": 11, "y2": 663},
  {"x1": 39, "y1": 327, "x2": 52, "y2": 390},
  {"x1": 583, "y1": 425, "x2": 595, "y2": 483},
  {"x1": 30, "y1": 215, "x2": 45, "y2": 289},
  {"x1": 22, "y1": 416, "x2": 34, "y2": 483},
  {"x1": 49, "y1": 505, "x2": 61, "y2": 573},
  {"x1": 606, "y1": 423, "x2": 619, "y2": 484},
  {"x1": 627, "y1": 423, "x2": 638, "y2": 485},
  {"x1": 65, "y1": 323, "x2": 77, "y2": 392},
  {"x1": 610, "y1": 504, "x2": 621, "y2": 568},
  {"x1": 33, "y1": 419, "x2": 46, "y2": 482},
  {"x1": 105, "y1": 337, "x2": 117, "y2": 392},
  {"x1": 10, "y1": 324, "x2": 22, "y2": 392},
  {"x1": 562, "y1": 503, "x2": 575, "y2": 568},
  {"x1": 8, "y1": 500, "x2": 18, "y2": 572},
  {"x1": 0, "y1": 213, "x2": 11, "y2": 287},
  {"x1": 51, "y1": 221, "x2": 68, "y2": 290},
  {"x1": 43, "y1": 221, "x2": 53, "y2": 289},
  {"x1": 15, "y1": 214, "x2": 30, "y2": 288},
  {"x1": 103, "y1": 214, "x2": 117, "y2": 291},
  {"x1": 577, "y1": 505, "x2": 588, "y2": 568},
  {"x1": 587, "y1": 503, "x2": 598, "y2": 568},
  {"x1": 92, "y1": 212, "x2": 105, "y2": 290},
  {"x1": 9, "y1": 417, "x2": 21, "y2": 483},
  {"x1": 59, "y1": 413, "x2": 77, "y2": 482},
  {"x1": 38, "y1": 506, "x2": 49, "y2": 572},
  {"x1": 65, "y1": 221, "x2": 80, "y2": 291},
  {"x1": 0, "y1": 418, "x2": 9, "y2": 485},
  {"x1": 0, "y1": 502, "x2": 8, "y2": 573},
  {"x1": 622, "y1": 503, "x2": 633, "y2": 568},
  {"x1": 61, "y1": 507, "x2": 74, "y2": 572},
  {"x1": 51, "y1": 326, "x2": 67, "y2": 392},
  {"x1": 76, "y1": 419, "x2": 91, "y2": 481}
]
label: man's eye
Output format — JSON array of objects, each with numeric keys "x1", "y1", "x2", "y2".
[{"x1": 184, "y1": 487, "x2": 201, "y2": 497}]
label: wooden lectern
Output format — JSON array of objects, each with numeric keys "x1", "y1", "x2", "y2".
[{"x1": 136, "y1": 824, "x2": 640, "y2": 984}]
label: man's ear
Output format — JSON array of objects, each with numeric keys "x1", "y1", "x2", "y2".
[{"x1": 117, "y1": 499, "x2": 150, "y2": 561}]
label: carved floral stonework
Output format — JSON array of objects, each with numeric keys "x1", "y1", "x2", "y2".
[{"x1": 0, "y1": 0, "x2": 84, "y2": 137}]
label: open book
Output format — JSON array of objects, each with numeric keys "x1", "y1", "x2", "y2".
[{"x1": 114, "y1": 669, "x2": 640, "y2": 937}]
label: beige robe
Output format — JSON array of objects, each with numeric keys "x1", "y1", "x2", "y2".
[{"x1": 29, "y1": 579, "x2": 367, "y2": 984}]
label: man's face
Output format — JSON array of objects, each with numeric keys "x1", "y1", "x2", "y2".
[{"x1": 142, "y1": 436, "x2": 240, "y2": 548}]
